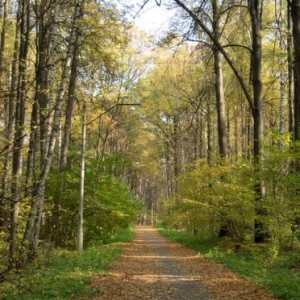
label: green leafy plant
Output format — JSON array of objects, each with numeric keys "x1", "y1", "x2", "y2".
[
  {"x1": 0, "y1": 227, "x2": 134, "y2": 299},
  {"x1": 169, "y1": 160, "x2": 255, "y2": 241},
  {"x1": 43, "y1": 156, "x2": 140, "y2": 248}
]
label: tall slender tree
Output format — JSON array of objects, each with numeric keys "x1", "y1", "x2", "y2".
[
  {"x1": 78, "y1": 102, "x2": 86, "y2": 252},
  {"x1": 292, "y1": 0, "x2": 300, "y2": 140},
  {"x1": 60, "y1": 0, "x2": 85, "y2": 168},
  {"x1": 9, "y1": 0, "x2": 31, "y2": 266},
  {"x1": 212, "y1": 0, "x2": 228, "y2": 159},
  {"x1": 287, "y1": 0, "x2": 294, "y2": 134},
  {"x1": 0, "y1": 0, "x2": 9, "y2": 230}
]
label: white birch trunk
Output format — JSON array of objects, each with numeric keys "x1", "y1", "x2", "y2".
[{"x1": 78, "y1": 103, "x2": 86, "y2": 252}]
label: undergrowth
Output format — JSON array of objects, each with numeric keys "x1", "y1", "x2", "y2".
[
  {"x1": 158, "y1": 227, "x2": 300, "y2": 300},
  {"x1": 0, "y1": 227, "x2": 134, "y2": 300}
]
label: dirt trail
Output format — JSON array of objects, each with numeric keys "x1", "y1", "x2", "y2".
[{"x1": 91, "y1": 226, "x2": 278, "y2": 300}]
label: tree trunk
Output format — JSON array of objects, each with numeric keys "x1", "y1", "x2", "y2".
[
  {"x1": 207, "y1": 98, "x2": 212, "y2": 165},
  {"x1": 60, "y1": 11, "x2": 83, "y2": 168},
  {"x1": 25, "y1": 101, "x2": 38, "y2": 197},
  {"x1": 0, "y1": 0, "x2": 9, "y2": 230},
  {"x1": 9, "y1": 0, "x2": 30, "y2": 266},
  {"x1": 278, "y1": 2, "x2": 286, "y2": 135},
  {"x1": 0, "y1": 0, "x2": 7, "y2": 80},
  {"x1": 248, "y1": 0, "x2": 266, "y2": 243},
  {"x1": 288, "y1": 0, "x2": 294, "y2": 134},
  {"x1": 36, "y1": 0, "x2": 52, "y2": 165},
  {"x1": 78, "y1": 103, "x2": 86, "y2": 252},
  {"x1": 172, "y1": 115, "x2": 180, "y2": 199},
  {"x1": 212, "y1": 0, "x2": 228, "y2": 159},
  {"x1": 249, "y1": 0, "x2": 263, "y2": 160},
  {"x1": 292, "y1": 0, "x2": 300, "y2": 140}
]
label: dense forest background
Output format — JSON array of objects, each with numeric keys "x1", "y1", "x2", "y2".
[{"x1": 0, "y1": 0, "x2": 300, "y2": 280}]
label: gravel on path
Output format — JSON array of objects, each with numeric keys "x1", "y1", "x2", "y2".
[{"x1": 91, "y1": 226, "x2": 279, "y2": 300}]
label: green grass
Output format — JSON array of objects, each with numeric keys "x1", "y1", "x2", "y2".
[
  {"x1": 0, "y1": 227, "x2": 135, "y2": 300},
  {"x1": 158, "y1": 227, "x2": 300, "y2": 300}
]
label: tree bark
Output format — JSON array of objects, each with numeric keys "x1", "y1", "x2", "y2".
[
  {"x1": 288, "y1": 0, "x2": 294, "y2": 134},
  {"x1": 36, "y1": 0, "x2": 52, "y2": 165},
  {"x1": 212, "y1": 0, "x2": 228, "y2": 159},
  {"x1": 0, "y1": 0, "x2": 7, "y2": 80},
  {"x1": 25, "y1": 101, "x2": 38, "y2": 197},
  {"x1": 248, "y1": 0, "x2": 263, "y2": 161},
  {"x1": 78, "y1": 103, "x2": 86, "y2": 252},
  {"x1": 292, "y1": 0, "x2": 300, "y2": 140},
  {"x1": 207, "y1": 97, "x2": 212, "y2": 165},
  {"x1": 172, "y1": 115, "x2": 180, "y2": 199},
  {"x1": 278, "y1": 0, "x2": 286, "y2": 135},
  {"x1": 9, "y1": 0, "x2": 30, "y2": 266},
  {"x1": 0, "y1": 0, "x2": 9, "y2": 230},
  {"x1": 248, "y1": 0, "x2": 266, "y2": 243},
  {"x1": 60, "y1": 0, "x2": 84, "y2": 168}
]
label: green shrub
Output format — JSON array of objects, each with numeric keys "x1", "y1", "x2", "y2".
[
  {"x1": 169, "y1": 160, "x2": 255, "y2": 241},
  {"x1": 0, "y1": 227, "x2": 134, "y2": 300},
  {"x1": 43, "y1": 157, "x2": 140, "y2": 248}
]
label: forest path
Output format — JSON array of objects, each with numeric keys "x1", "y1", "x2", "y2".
[{"x1": 91, "y1": 226, "x2": 278, "y2": 300}]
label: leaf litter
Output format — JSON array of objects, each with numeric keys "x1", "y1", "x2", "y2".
[{"x1": 90, "y1": 226, "x2": 279, "y2": 300}]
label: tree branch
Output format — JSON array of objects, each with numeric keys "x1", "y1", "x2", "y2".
[
  {"x1": 173, "y1": 0, "x2": 254, "y2": 114},
  {"x1": 86, "y1": 103, "x2": 140, "y2": 126},
  {"x1": 222, "y1": 43, "x2": 252, "y2": 52}
]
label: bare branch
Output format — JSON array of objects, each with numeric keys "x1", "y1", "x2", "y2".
[
  {"x1": 222, "y1": 43, "x2": 252, "y2": 52},
  {"x1": 86, "y1": 103, "x2": 140, "y2": 126},
  {"x1": 173, "y1": 0, "x2": 254, "y2": 114},
  {"x1": 134, "y1": 0, "x2": 151, "y2": 18}
]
